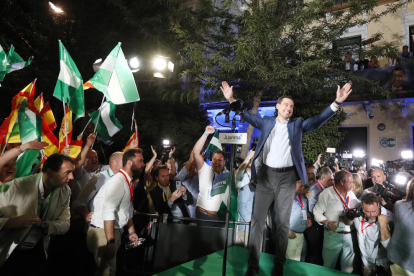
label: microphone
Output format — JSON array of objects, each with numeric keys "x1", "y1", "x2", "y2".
[{"x1": 217, "y1": 100, "x2": 241, "y2": 116}]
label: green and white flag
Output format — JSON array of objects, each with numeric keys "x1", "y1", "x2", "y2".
[
  {"x1": 0, "y1": 44, "x2": 34, "y2": 82},
  {"x1": 15, "y1": 149, "x2": 41, "y2": 178},
  {"x1": 89, "y1": 101, "x2": 123, "y2": 141},
  {"x1": 206, "y1": 131, "x2": 222, "y2": 152},
  {"x1": 18, "y1": 98, "x2": 42, "y2": 143},
  {"x1": 89, "y1": 42, "x2": 140, "y2": 104},
  {"x1": 53, "y1": 41, "x2": 85, "y2": 118},
  {"x1": 217, "y1": 170, "x2": 238, "y2": 228}
]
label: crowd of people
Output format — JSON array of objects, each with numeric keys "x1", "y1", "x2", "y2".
[{"x1": 0, "y1": 80, "x2": 413, "y2": 276}]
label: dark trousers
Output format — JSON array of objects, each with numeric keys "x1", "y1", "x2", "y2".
[
  {"x1": 304, "y1": 219, "x2": 324, "y2": 265},
  {"x1": 0, "y1": 241, "x2": 47, "y2": 276},
  {"x1": 248, "y1": 165, "x2": 297, "y2": 268}
]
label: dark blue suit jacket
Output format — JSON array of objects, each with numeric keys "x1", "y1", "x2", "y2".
[{"x1": 244, "y1": 106, "x2": 336, "y2": 184}]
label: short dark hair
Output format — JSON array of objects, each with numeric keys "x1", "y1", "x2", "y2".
[
  {"x1": 153, "y1": 165, "x2": 168, "y2": 178},
  {"x1": 334, "y1": 170, "x2": 349, "y2": 185},
  {"x1": 361, "y1": 193, "x2": 381, "y2": 205},
  {"x1": 392, "y1": 66, "x2": 405, "y2": 75},
  {"x1": 42, "y1": 153, "x2": 75, "y2": 173},
  {"x1": 277, "y1": 95, "x2": 294, "y2": 104},
  {"x1": 212, "y1": 150, "x2": 226, "y2": 159},
  {"x1": 122, "y1": 148, "x2": 143, "y2": 167}
]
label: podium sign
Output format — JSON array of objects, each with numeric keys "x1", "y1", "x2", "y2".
[{"x1": 219, "y1": 133, "x2": 247, "y2": 145}]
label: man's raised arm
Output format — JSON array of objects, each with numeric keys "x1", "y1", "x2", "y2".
[
  {"x1": 74, "y1": 133, "x2": 95, "y2": 177},
  {"x1": 192, "y1": 126, "x2": 215, "y2": 171}
]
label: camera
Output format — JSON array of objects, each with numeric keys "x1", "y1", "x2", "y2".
[
  {"x1": 372, "y1": 182, "x2": 403, "y2": 203},
  {"x1": 345, "y1": 203, "x2": 363, "y2": 220}
]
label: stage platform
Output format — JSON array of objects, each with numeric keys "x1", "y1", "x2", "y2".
[{"x1": 154, "y1": 246, "x2": 357, "y2": 276}]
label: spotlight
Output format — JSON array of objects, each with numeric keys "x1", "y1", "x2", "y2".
[
  {"x1": 49, "y1": 2, "x2": 64, "y2": 13},
  {"x1": 371, "y1": 158, "x2": 384, "y2": 168},
  {"x1": 153, "y1": 55, "x2": 174, "y2": 78},
  {"x1": 401, "y1": 150, "x2": 413, "y2": 159},
  {"x1": 395, "y1": 173, "x2": 408, "y2": 185},
  {"x1": 353, "y1": 150, "x2": 365, "y2": 158},
  {"x1": 163, "y1": 139, "x2": 170, "y2": 148},
  {"x1": 129, "y1": 57, "x2": 140, "y2": 72}
]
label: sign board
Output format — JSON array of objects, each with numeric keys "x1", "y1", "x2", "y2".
[
  {"x1": 379, "y1": 137, "x2": 397, "y2": 148},
  {"x1": 211, "y1": 171, "x2": 230, "y2": 197},
  {"x1": 219, "y1": 133, "x2": 247, "y2": 145}
]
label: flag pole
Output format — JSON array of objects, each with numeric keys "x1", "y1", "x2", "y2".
[
  {"x1": 80, "y1": 118, "x2": 92, "y2": 136},
  {"x1": 63, "y1": 102, "x2": 69, "y2": 146},
  {"x1": 93, "y1": 95, "x2": 106, "y2": 133}
]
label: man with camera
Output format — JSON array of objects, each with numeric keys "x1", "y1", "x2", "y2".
[
  {"x1": 363, "y1": 169, "x2": 394, "y2": 213},
  {"x1": 313, "y1": 170, "x2": 359, "y2": 273},
  {"x1": 344, "y1": 193, "x2": 393, "y2": 276}
]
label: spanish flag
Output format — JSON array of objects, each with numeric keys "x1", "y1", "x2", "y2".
[
  {"x1": 123, "y1": 120, "x2": 139, "y2": 152},
  {"x1": 40, "y1": 103, "x2": 57, "y2": 131},
  {"x1": 0, "y1": 81, "x2": 36, "y2": 149},
  {"x1": 42, "y1": 119, "x2": 60, "y2": 158},
  {"x1": 59, "y1": 107, "x2": 73, "y2": 149},
  {"x1": 33, "y1": 93, "x2": 44, "y2": 114}
]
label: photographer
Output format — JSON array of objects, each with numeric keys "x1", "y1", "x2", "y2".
[
  {"x1": 344, "y1": 193, "x2": 393, "y2": 276},
  {"x1": 363, "y1": 169, "x2": 394, "y2": 213},
  {"x1": 387, "y1": 178, "x2": 414, "y2": 276}
]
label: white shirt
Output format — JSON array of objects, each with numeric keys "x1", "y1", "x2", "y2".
[
  {"x1": 73, "y1": 168, "x2": 115, "y2": 212},
  {"x1": 72, "y1": 165, "x2": 110, "y2": 201},
  {"x1": 91, "y1": 169, "x2": 133, "y2": 229},
  {"x1": 263, "y1": 118, "x2": 293, "y2": 168},
  {"x1": 196, "y1": 162, "x2": 225, "y2": 212},
  {"x1": 313, "y1": 186, "x2": 359, "y2": 232},
  {"x1": 353, "y1": 206, "x2": 393, "y2": 270}
]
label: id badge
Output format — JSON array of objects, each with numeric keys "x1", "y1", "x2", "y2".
[
  {"x1": 20, "y1": 229, "x2": 41, "y2": 249},
  {"x1": 301, "y1": 209, "x2": 307, "y2": 225}
]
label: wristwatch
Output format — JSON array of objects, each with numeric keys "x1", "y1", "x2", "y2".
[
  {"x1": 107, "y1": 239, "x2": 115, "y2": 245},
  {"x1": 41, "y1": 220, "x2": 49, "y2": 235}
]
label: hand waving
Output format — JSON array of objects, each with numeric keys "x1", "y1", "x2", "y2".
[{"x1": 336, "y1": 83, "x2": 352, "y2": 103}]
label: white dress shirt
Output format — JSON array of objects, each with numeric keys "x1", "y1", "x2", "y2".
[
  {"x1": 91, "y1": 169, "x2": 133, "y2": 229},
  {"x1": 313, "y1": 186, "x2": 359, "y2": 232}
]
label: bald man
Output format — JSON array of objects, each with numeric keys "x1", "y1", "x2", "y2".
[
  {"x1": 73, "y1": 152, "x2": 124, "y2": 223},
  {"x1": 362, "y1": 169, "x2": 394, "y2": 212}
]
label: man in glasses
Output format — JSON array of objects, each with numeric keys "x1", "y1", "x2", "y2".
[{"x1": 345, "y1": 193, "x2": 393, "y2": 276}]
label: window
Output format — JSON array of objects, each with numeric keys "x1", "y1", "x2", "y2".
[{"x1": 332, "y1": 35, "x2": 361, "y2": 59}]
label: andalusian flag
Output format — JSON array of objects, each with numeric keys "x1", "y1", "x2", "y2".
[
  {"x1": 89, "y1": 101, "x2": 123, "y2": 141},
  {"x1": 123, "y1": 120, "x2": 138, "y2": 152},
  {"x1": 53, "y1": 40, "x2": 85, "y2": 118},
  {"x1": 217, "y1": 171, "x2": 238, "y2": 228},
  {"x1": 18, "y1": 98, "x2": 42, "y2": 143},
  {"x1": 14, "y1": 149, "x2": 41, "y2": 178},
  {"x1": 0, "y1": 44, "x2": 34, "y2": 83},
  {"x1": 89, "y1": 42, "x2": 139, "y2": 104},
  {"x1": 206, "y1": 131, "x2": 222, "y2": 152}
]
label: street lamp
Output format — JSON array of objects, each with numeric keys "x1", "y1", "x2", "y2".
[{"x1": 49, "y1": 2, "x2": 64, "y2": 13}]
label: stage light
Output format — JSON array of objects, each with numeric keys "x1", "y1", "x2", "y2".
[
  {"x1": 154, "y1": 57, "x2": 167, "y2": 70},
  {"x1": 353, "y1": 150, "x2": 365, "y2": 158},
  {"x1": 401, "y1": 150, "x2": 413, "y2": 159},
  {"x1": 371, "y1": 158, "x2": 383, "y2": 167},
  {"x1": 395, "y1": 173, "x2": 408, "y2": 185},
  {"x1": 163, "y1": 139, "x2": 170, "y2": 148},
  {"x1": 129, "y1": 57, "x2": 140, "y2": 73},
  {"x1": 153, "y1": 55, "x2": 174, "y2": 78},
  {"x1": 49, "y1": 2, "x2": 64, "y2": 13}
]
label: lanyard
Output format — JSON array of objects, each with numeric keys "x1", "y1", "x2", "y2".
[
  {"x1": 361, "y1": 214, "x2": 375, "y2": 234},
  {"x1": 158, "y1": 183, "x2": 170, "y2": 202},
  {"x1": 39, "y1": 186, "x2": 55, "y2": 219},
  {"x1": 333, "y1": 185, "x2": 349, "y2": 211},
  {"x1": 107, "y1": 170, "x2": 112, "y2": 178},
  {"x1": 294, "y1": 194, "x2": 304, "y2": 209},
  {"x1": 316, "y1": 181, "x2": 324, "y2": 191},
  {"x1": 119, "y1": 170, "x2": 133, "y2": 203}
]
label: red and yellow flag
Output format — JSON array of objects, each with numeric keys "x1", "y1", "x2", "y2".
[
  {"x1": 42, "y1": 119, "x2": 60, "y2": 158},
  {"x1": 40, "y1": 103, "x2": 57, "y2": 131},
  {"x1": 83, "y1": 80, "x2": 95, "y2": 90},
  {"x1": 33, "y1": 93, "x2": 45, "y2": 114},
  {"x1": 123, "y1": 120, "x2": 139, "y2": 152},
  {"x1": 59, "y1": 108, "x2": 73, "y2": 150}
]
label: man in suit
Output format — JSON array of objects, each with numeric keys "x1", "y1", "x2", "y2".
[
  {"x1": 220, "y1": 81, "x2": 352, "y2": 276},
  {"x1": 150, "y1": 165, "x2": 193, "y2": 223},
  {"x1": 0, "y1": 153, "x2": 74, "y2": 275}
]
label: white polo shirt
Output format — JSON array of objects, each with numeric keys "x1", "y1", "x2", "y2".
[{"x1": 196, "y1": 162, "x2": 226, "y2": 212}]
